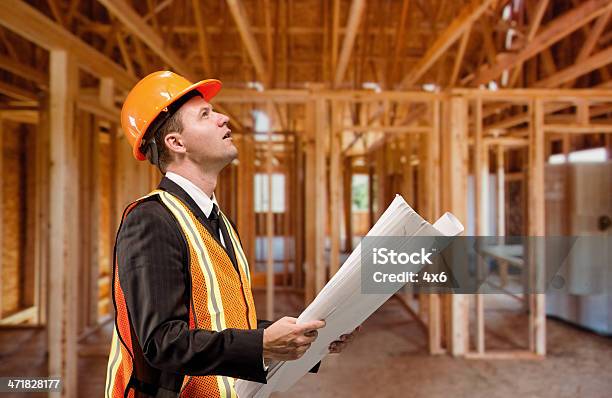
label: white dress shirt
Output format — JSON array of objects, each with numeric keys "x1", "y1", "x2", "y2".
[{"x1": 165, "y1": 171, "x2": 225, "y2": 248}]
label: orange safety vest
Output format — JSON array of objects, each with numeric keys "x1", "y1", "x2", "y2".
[{"x1": 105, "y1": 190, "x2": 258, "y2": 398}]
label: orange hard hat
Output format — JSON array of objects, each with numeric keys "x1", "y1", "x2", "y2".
[{"x1": 121, "y1": 71, "x2": 222, "y2": 161}]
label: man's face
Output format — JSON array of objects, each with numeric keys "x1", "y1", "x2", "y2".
[{"x1": 176, "y1": 95, "x2": 237, "y2": 168}]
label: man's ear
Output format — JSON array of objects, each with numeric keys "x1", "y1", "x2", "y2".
[{"x1": 164, "y1": 132, "x2": 186, "y2": 155}]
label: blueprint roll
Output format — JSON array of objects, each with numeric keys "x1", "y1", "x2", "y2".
[{"x1": 236, "y1": 194, "x2": 464, "y2": 398}]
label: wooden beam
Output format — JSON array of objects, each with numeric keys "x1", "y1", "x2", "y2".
[
  {"x1": 400, "y1": 0, "x2": 495, "y2": 89},
  {"x1": 473, "y1": 97, "x2": 487, "y2": 355},
  {"x1": 192, "y1": 0, "x2": 213, "y2": 75},
  {"x1": 534, "y1": 46, "x2": 612, "y2": 88},
  {"x1": 226, "y1": 0, "x2": 268, "y2": 84},
  {"x1": 449, "y1": 25, "x2": 471, "y2": 87},
  {"x1": 508, "y1": 0, "x2": 550, "y2": 87},
  {"x1": 48, "y1": 50, "x2": 79, "y2": 397},
  {"x1": 265, "y1": 101, "x2": 274, "y2": 319},
  {"x1": 0, "y1": 81, "x2": 38, "y2": 101},
  {"x1": 444, "y1": 97, "x2": 469, "y2": 357},
  {"x1": 329, "y1": 101, "x2": 342, "y2": 277},
  {"x1": 0, "y1": 119, "x2": 2, "y2": 320},
  {"x1": 115, "y1": 29, "x2": 135, "y2": 76},
  {"x1": 97, "y1": 0, "x2": 193, "y2": 78},
  {"x1": 314, "y1": 97, "x2": 327, "y2": 293},
  {"x1": 0, "y1": 307, "x2": 37, "y2": 325},
  {"x1": 333, "y1": 0, "x2": 366, "y2": 87},
  {"x1": 473, "y1": 0, "x2": 612, "y2": 86},
  {"x1": 0, "y1": 0, "x2": 135, "y2": 90},
  {"x1": 77, "y1": 94, "x2": 121, "y2": 122},
  {"x1": 0, "y1": 56, "x2": 47, "y2": 88},
  {"x1": 543, "y1": 123, "x2": 612, "y2": 134},
  {"x1": 0, "y1": 109, "x2": 39, "y2": 124},
  {"x1": 528, "y1": 98, "x2": 546, "y2": 356},
  {"x1": 331, "y1": 0, "x2": 341, "y2": 75},
  {"x1": 388, "y1": 0, "x2": 411, "y2": 87}
]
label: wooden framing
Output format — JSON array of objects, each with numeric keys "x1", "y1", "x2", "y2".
[
  {"x1": 98, "y1": 0, "x2": 193, "y2": 77},
  {"x1": 227, "y1": 0, "x2": 268, "y2": 84},
  {"x1": 0, "y1": 0, "x2": 136, "y2": 90},
  {"x1": 333, "y1": 0, "x2": 366, "y2": 87},
  {"x1": 0, "y1": 2, "x2": 611, "y2": 388},
  {"x1": 48, "y1": 50, "x2": 79, "y2": 397}
]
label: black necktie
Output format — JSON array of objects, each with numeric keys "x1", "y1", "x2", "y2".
[{"x1": 208, "y1": 203, "x2": 221, "y2": 240}]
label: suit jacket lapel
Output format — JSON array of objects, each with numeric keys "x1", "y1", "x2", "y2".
[{"x1": 158, "y1": 177, "x2": 239, "y2": 273}]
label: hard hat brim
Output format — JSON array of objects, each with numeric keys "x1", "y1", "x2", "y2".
[{"x1": 133, "y1": 78, "x2": 223, "y2": 161}]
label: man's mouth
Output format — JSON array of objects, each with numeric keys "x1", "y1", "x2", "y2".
[{"x1": 223, "y1": 130, "x2": 232, "y2": 140}]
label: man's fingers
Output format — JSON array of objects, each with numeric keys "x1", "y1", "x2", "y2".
[
  {"x1": 328, "y1": 341, "x2": 346, "y2": 353},
  {"x1": 297, "y1": 319, "x2": 326, "y2": 334},
  {"x1": 296, "y1": 334, "x2": 317, "y2": 346},
  {"x1": 303, "y1": 329, "x2": 318, "y2": 338}
]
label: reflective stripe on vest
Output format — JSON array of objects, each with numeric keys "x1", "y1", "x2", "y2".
[{"x1": 105, "y1": 190, "x2": 257, "y2": 398}]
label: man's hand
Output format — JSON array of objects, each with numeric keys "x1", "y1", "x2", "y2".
[
  {"x1": 328, "y1": 326, "x2": 361, "y2": 354},
  {"x1": 263, "y1": 317, "x2": 326, "y2": 361}
]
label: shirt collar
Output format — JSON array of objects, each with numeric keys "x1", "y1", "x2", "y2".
[{"x1": 165, "y1": 171, "x2": 219, "y2": 218}]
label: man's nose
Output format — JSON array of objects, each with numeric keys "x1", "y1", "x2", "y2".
[{"x1": 217, "y1": 113, "x2": 230, "y2": 126}]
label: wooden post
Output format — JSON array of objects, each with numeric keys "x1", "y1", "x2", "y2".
[
  {"x1": 304, "y1": 100, "x2": 317, "y2": 304},
  {"x1": 342, "y1": 156, "x2": 353, "y2": 252},
  {"x1": 496, "y1": 145, "x2": 508, "y2": 286},
  {"x1": 48, "y1": 50, "x2": 78, "y2": 397},
  {"x1": 329, "y1": 100, "x2": 342, "y2": 277},
  {"x1": 528, "y1": 98, "x2": 546, "y2": 356},
  {"x1": 444, "y1": 96, "x2": 469, "y2": 357},
  {"x1": 0, "y1": 118, "x2": 3, "y2": 318},
  {"x1": 375, "y1": 143, "x2": 386, "y2": 219},
  {"x1": 428, "y1": 99, "x2": 441, "y2": 220},
  {"x1": 473, "y1": 97, "x2": 487, "y2": 354},
  {"x1": 266, "y1": 102, "x2": 275, "y2": 320},
  {"x1": 425, "y1": 98, "x2": 444, "y2": 354},
  {"x1": 294, "y1": 135, "x2": 304, "y2": 290},
  {"x1": 314, "y1": 96, "x2": 328, "y2": 293},
  {"x1": 35, "y1": 96, "x2": 50, "y2": 325}
]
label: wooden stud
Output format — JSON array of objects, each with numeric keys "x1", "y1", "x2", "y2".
[
  {"x1": 48, "y1": 50, "x2": 78, "y2": 397},
  {"x1": 0, "y1": 118, "x2": 3, "y2": 319},
  {"x1": 443, "y1": 97, "x2": 469, "y2": 357},
  {"x1": 496, "y1": 145, "x2": 508, "y2": 286},
  {"x1": 473, "y1": 97, "x2": 487, "y2": 354},
  {"x1": 266, "y1": 102, "x2": 275, "y2": 320},
  {"x1": 528, "y1": 98, "x2": 546, "y2": 356},
  {"x1": 329, "y1": 100, "x2": 342, "y2": 277},
  {"x1": 314, "y1": 96, "x2": 327, "y2": 293}
]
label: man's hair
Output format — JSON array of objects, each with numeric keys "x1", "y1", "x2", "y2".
[
  {"x1": 152, "y1": 108, "x2": 184, "y2": 173},
  {"x1": 143, "y1": 90, "x2": 202, "y2": 173}
]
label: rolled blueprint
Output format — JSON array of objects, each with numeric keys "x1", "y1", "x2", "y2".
[{"x1": 236, "y1": 194, "x2": 464, "y2": 398}]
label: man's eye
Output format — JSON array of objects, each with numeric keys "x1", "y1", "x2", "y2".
[{"x1": 202, "y1": 110, "x2": 209, "y2": 118}]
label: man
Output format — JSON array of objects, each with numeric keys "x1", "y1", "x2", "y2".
[{"x1": 105, "y1": 71, "x2": 357, "y2": 398}]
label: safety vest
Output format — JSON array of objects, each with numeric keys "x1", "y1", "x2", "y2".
[{"x1": 105, "y1": 190, "x2": 258, "y2": 398}]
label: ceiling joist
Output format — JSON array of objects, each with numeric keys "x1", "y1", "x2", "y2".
[
  {"x1": 399, "y1": 0, "x2": 496, "y2": 89},
  {"x1": 0, "y1": 0, "x2": 135, "y2": 90},
  {"x1": 473, "y1": 0, "x2": 612, "y2": 86},
  {"x1": 227, "y1": 0, "x2": 268, "y2": 85},
  {"x1": 97, "y1": 0, "x2": 193, "y2": 78}
]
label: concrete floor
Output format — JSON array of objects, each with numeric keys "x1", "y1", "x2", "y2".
[{"x1": 0, "y1": 292, "x2": 610, "y2": 398}]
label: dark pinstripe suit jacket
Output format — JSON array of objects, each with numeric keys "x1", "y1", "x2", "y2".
[{"x1": 115, "y1": 177, "x2": 270, "y2": 397}]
